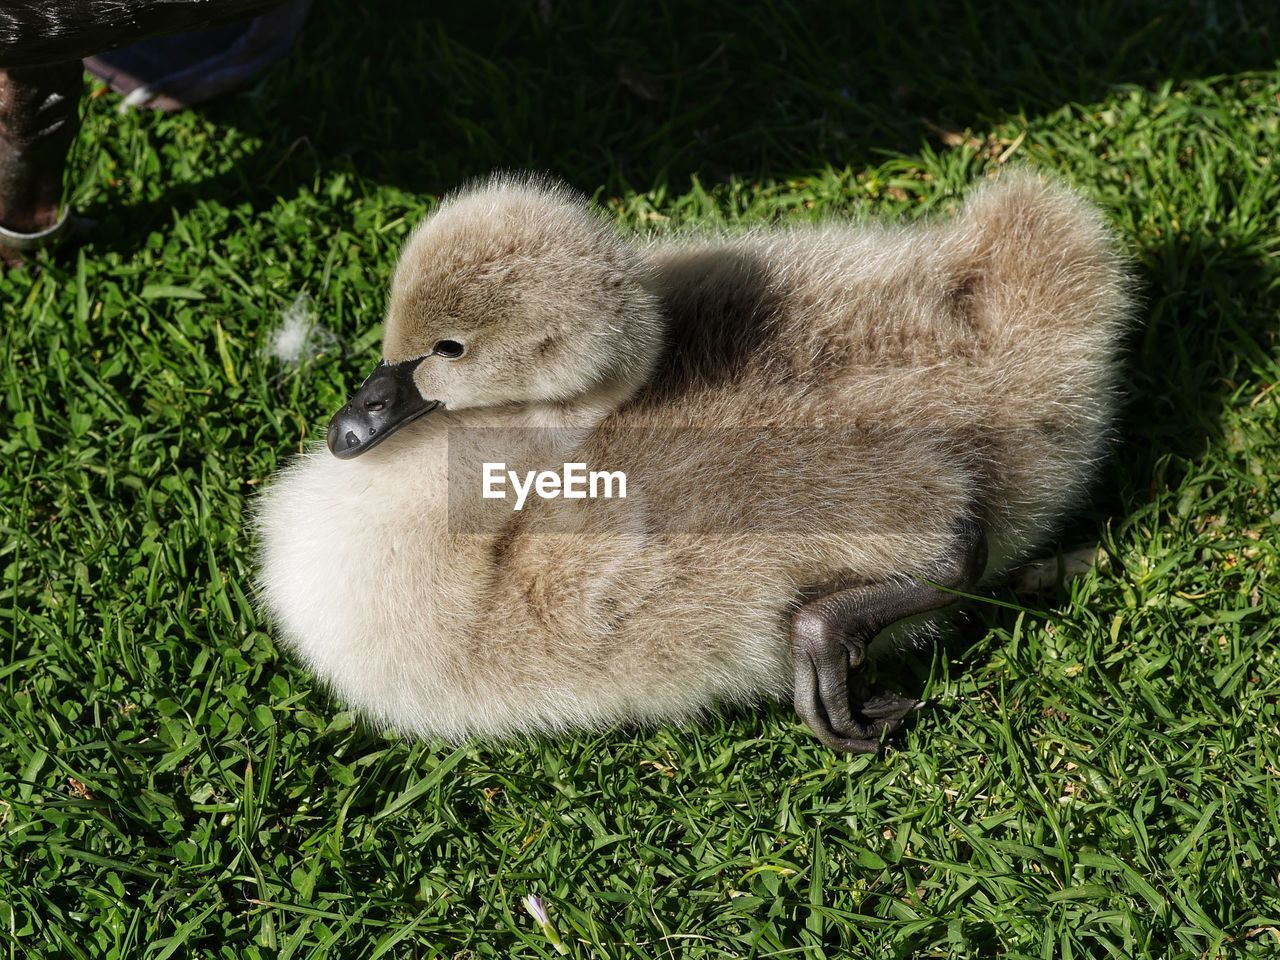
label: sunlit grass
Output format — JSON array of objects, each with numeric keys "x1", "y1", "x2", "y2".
[{"x1": 2, "y1": 2, "x2": 1278, "y2": 957}]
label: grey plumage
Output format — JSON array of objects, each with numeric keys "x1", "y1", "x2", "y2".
[{"x1": 256, "y1": 171, "x2": 1132, "y2": 743}]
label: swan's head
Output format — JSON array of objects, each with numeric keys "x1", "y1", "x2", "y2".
[{"x1": 327, "y1": 175, "x2": 663, "y2": 459}]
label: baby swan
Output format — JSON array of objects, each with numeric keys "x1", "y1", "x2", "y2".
[{"x1": 258, "y1": 173, "x2": 1131, "y2": 752}]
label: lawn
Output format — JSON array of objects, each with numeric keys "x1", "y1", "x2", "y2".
[{"x1": 3, "y1": 1, "x2": 1279, "y2": 957}]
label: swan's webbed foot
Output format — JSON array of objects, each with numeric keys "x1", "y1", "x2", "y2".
[{"x1": 790, "y1": 517, "x2": 987, "y2": 754}]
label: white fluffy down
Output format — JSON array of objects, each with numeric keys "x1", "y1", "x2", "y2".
[
  {"x1": 256, "y1": 417, "x2": 794, "y2": 741},
  {"x1": 266, "y1": 294, "x2": 337, "y2": 366}
]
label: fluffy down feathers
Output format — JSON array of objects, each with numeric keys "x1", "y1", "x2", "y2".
[{"x1": 256, "y1": 171, "x2": 1131, "y2": 741}]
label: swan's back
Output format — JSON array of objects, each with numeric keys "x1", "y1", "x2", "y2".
[{"x1": 641, "y1": 172, "x2": 1131, "y2": 563}]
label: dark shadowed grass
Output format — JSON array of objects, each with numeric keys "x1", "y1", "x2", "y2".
[{"x1": 2, "y1": 2, "x2": 1279, "y2": 957}]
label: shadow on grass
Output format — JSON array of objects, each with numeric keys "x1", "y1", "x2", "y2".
[{"x1": 76, "y1": 0, "x2": 1277, "y2": 245}]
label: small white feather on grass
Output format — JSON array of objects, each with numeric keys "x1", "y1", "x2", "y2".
[{"x1": 266, "y1": 293, "x2": 338, "y2": 366}]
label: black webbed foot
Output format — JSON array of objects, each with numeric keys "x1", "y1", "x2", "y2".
[
  {"x1": 791, "y1": 626, "x2": 920, "y2": 753},
  {"x1": 790, "y1": 517, "x2": 985, "y2": 754},
  {"x1": 850, "y1": 677, "x2": 923, "y2": 724}
]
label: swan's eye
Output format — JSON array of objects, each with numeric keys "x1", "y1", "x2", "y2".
[{"x1": 432, "y1": 339, "x2": 466, "y2": 359}]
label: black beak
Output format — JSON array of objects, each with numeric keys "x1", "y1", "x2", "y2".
[{"x1": 326, "y1": 358, "x2": 440, "y2": 459}]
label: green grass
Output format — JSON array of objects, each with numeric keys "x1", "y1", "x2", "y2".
[{"x1": 3, "y1": 1, "x2": 1280, "y2": 956}]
